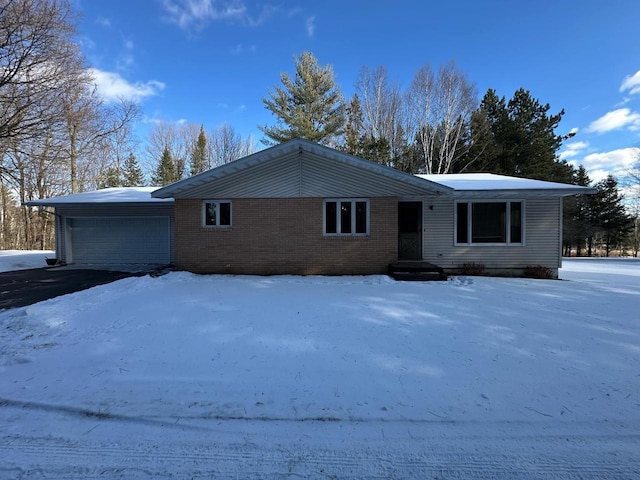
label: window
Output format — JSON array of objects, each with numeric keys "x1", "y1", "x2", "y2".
[
  {"x1": 203, "y1": 200, "x2": 232, "y2": 227},
  {"x1": 455, "y1": 201, "x2": 524, "y2": 245},
  {"x1": 324, "y1": 199, "x2": 369, "y2": 235}
]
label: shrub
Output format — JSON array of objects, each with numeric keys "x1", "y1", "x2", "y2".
[
  {"x1": 523, "y1": 265, "x2": 554, "y2": 279},
  {"x1": 458, "y1": 262, "x2": 486, "y2": 276}
]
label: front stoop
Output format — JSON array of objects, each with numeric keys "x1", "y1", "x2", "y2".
[{"x1": 388, "y1": 261, "x2": 447, "y2": 281}]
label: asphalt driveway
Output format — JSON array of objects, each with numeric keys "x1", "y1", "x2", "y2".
[{"x1": 0, "y1": 268, "x2": 148, "y2": 310}]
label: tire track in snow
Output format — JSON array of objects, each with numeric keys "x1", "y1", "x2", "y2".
[{"x1": 2, "y1": 430, "x2": 639, "y2": 479}]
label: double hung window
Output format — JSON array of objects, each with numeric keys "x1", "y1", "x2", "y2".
[{"x1": 324, "y1": 199, "x2": 369, "y2": 236}]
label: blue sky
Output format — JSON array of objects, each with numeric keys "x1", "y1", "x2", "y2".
[{"x1": 75, "y1": 0, "x2": 640, "y2": 182}]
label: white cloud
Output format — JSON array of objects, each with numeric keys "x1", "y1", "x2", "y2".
[
  {"x1": 96, "y1": 17, "x2": 111, "y2": 27},
  {"x1": 231, "y1": 43, "x2": 256, "y2": 54},
  {"x1": 116, "y1": 54, "x2": 135, "y2": 70},
  {"x1": 586, "y1": 108, "x2": 640, "y2": 133},
  {"x1": 117, "y1": 40, "x2": 135, "y2": 70},
  {"x1": 570, "y1": 147, "x2": 639, "y2": 182},
  {"x1": 162, "y1": 0, "x2": 246, "y2": 30},
  {"x1": 615, "y1": 97, "x2": 631, "y2": 107},
  {"x1": 145, "y1": 117, "x2": 188, "y2": 126},
  {"x1": 305, "y1": 16, "x2": 315, "y2": 37},
  {"x1": 620, "y1": 70, "x2": 640, "y2": 95},
  {"x1": 88, "y1": 68, "x2": 165, "y2": 103},
  {"x1": 559, "y1": 141, "x2": 589, "y2": 160},
  {"x1": 569, "y1": 127, "x2": 579, "y2": 135}
]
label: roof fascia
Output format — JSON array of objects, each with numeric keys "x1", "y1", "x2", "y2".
[
  {"x1": 23, "y1": 200, "x2": 174, "y2": 207},
  {"x1": 451, "y1": 187, "x2": 597, "y2": 198}
]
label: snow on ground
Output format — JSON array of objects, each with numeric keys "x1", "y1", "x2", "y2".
[
  {"x1": 0, "y1": 250, "x2": 53, "y2": 272},
  {"x1": 0, "y1": 258, "x2": 639, "y2": 478}
]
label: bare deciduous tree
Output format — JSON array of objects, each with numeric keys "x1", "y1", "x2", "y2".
[
  {"x1": 62, "y1": 72, "x2": 139, "y2": 192},
  {"x1": 406, "y1": 61, "x2": 478, "y2": 173},
  {"x1": 355, "y1": 66, "x2": 404, "y2": 159},
  {"x1": 0, "y1": 0, "x2": 140, "y2": 250},
  {"x1": 145, "y1": 121, "x2": 190, "y2": 180},
  {"x1": 0, "y1": 0, "x2": 79, "y2": 144},
  {"x1": 209, "y1": 123, "x2": 254, "y2": 167}
]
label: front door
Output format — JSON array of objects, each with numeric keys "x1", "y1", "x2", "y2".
[{"x1": 398, "y1": 202, "x2": 422, "y2": 260}]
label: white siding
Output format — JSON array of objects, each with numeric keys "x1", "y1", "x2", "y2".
[{"x1": 422, "y1": 196, "x2": 561, "y2": 269}]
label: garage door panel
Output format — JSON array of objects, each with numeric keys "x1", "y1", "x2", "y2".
[{"x1": 68, "y1": 217, "x2": 170, "y2": 264}]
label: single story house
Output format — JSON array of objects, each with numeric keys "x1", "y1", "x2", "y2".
[{"x1": 27, "y1": 139, "x2": 593, "y2": 277}]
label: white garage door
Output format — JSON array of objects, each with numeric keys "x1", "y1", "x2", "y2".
[{"x1": 67, "y1": 217, "x2": 170, "y2": 264}]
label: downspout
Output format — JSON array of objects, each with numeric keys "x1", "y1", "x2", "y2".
[{"x1": 558, "y1": 196, "x2": 563, "y2": 269}]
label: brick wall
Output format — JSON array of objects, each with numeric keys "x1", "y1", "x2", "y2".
[{"x1": 174, "y1": 197, "x2": 398, "y2": 275}]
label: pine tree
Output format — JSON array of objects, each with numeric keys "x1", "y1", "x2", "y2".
[
  {"x1": 260, "y1": 51, "x2": 345, "y2": 145},
  {"x1": 190, "y1": 125, "x2": 208, "y2": 176},
  {"x1": 591, "y1": 174, "x2": 633, "y2": 256},
  {"x1": 101, "y1": 167, "x2": 122, "y2": 188},
  {"x1": 344, "y1": 94, "x2": 363, "y2": 155},
  {"x1": 468, "y1": 88, "x2": 572, "y2": 181},
  {"x1": 152, "y1": 146, "x2": 177, "y2": 186},
  {"x1": 358, "y1": 135, "x2": 391, "y2": 166},
  {"x1": 123, "y1": 153, "x2": 144, "y2": 187},
  {"x1": 563, "y1": 165, "x2": 591, "y2": 256}
]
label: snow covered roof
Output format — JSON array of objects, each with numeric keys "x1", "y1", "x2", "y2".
[
  {"x1": 418, "y1": 173, "x2": 595, "y2": 196},
  {"x1": 25, "y1": 173, "x2": 593, "y2": 208},
  {"x1": 24, "y1": 187, "x2": 174, "y2": 207}
]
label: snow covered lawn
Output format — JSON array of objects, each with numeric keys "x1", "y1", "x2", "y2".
[
  {"x1": 0, "y1": 258, "x2": 639, "y2": 478},
  {"x1": 0, "y1": 250, "x2": 53, "y2": 272}
]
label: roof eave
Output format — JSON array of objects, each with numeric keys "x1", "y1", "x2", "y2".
[
  {"x1": 24, "y1": 200, "x2": 174, "y2": 208},
  {"x1": 452, "y1": 187, "x2": 597, "y2": 198}
]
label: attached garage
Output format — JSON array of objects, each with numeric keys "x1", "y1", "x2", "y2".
[
  {"x1": 66, "y1": 217, "x2": 171, "y2": 264},
  {"x1": 26, "y1": 187, "x2": 175, "y2": 267}
]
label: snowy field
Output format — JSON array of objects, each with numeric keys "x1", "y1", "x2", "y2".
[
  {"x1": 0, "y1": 250, "x2": 53, "y2": 272},
  {"x1": 0, "y1": 255, "x2": 639, "y2": 479}
]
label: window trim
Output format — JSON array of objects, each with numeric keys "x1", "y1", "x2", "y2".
[
  {"x1": 202, "y1": 200, "x2": 232, "y2": 228},
  {"x1": 454, "y1": 199, "x2": 525, "y2": 246},
  {"x1": 323, "y1": 198, "x2": 370, "y2": 236}
]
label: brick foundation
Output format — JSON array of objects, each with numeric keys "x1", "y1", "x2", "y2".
[{"x1": 174, "y1": 197, "x2": 398, "y2": 275}]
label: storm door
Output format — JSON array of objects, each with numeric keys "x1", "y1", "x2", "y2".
[{"x1": 398, "y1": 202, "x2": 422, "y2": 260}]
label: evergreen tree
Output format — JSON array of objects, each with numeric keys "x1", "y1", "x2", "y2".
[
  {"x1": 101, "y1": 167, "x2": 123, "y2": 188},
  {"x1": 344, "y1": 94, "x2": 363, "y2": 155},
  {"x1": 123, "y1": 153, "x2": 144, "y2": 187},
  {"x1": 152, "y1": 146, "x2": 177, "y2": 186},
  {"x1": 260, "y1": 51, "x2": 345, "y2": 145},
  {"x1": 468, "y1": 88, "x2": 573, "y2": 181},
  {"x1": 190, "y1": 125, "x2": 208, "y2": 176},
  {"x1": 563, "y1": 165, "x2": 592, "y2": 256},
  {"x1": 358, "y1": 135, "x2": 391, "y2": 166},
  {"x1": 591, "y1": 174, "x2": 633, "y2": 256}
]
